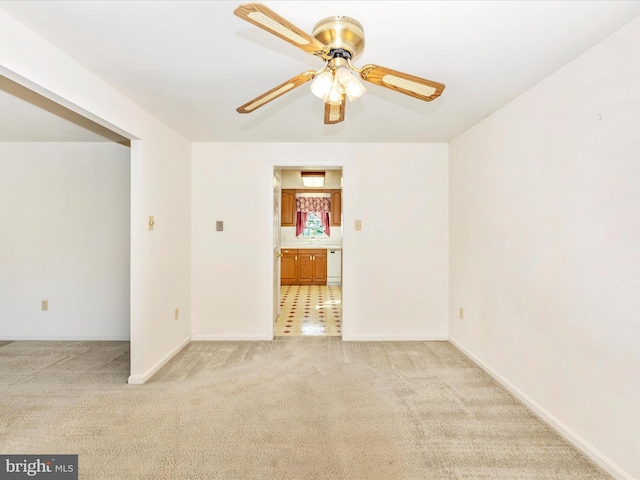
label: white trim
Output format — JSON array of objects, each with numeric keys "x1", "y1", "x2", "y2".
[
  {"x1": 448, "y1": 336, "x2": 632, "y2": 480},
  {"x1": 0, "y1": 67, "x2": 139, "y2": 141},
  {"x1": 343, "y1": 334, "x2": 449, "y2": 341},
  {"x1": 127, "y1": 335, "x2": 190, "y2": 385},
  {"x1": 191, "y1": 334, "x2": 272, "y2": 341},
  {"x1": 129, "y1": 139, "x2": 144, "y2": 380},
  {"x1": 265, "y1": 162, "x2": 275, "y2": 340},
  {"x1": 1, "y1": 335, "x2": 130, "y2": 341}
]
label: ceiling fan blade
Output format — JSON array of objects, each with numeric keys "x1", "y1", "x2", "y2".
[
  {"x1": 234, "y1": 3, "x2": 329, "y2": 58},
  {"x1": 358, "y1": 64, "x2": 445, "y2": 102},
  {"x1": 237, "y1": 71, "x2": 316, "y2": 114},
  {"x1": 324, "y1": 96, "x2": 346, "y2": 124}
]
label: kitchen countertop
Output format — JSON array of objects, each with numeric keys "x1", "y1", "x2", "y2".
[{"x1": 281, "y1": 244, "x2": 342, "y2": 250}]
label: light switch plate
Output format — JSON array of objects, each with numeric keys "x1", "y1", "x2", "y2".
[
  {"x1": 148, "y1": 216, "x2": 155, "y2": 230},
  {"x1": 216, "y1": 221, "x2": 223, "y2": 232},
  {"x1": 355, "y1": 219, "x2": 362, "y2": 231},
  {"x1": 42, "y1": 300, "x2": 48, "y2": 311}
]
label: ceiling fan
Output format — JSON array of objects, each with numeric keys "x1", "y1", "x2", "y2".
[{"x1": 234, "y1": 3, "x2": 445, "y2": 124}]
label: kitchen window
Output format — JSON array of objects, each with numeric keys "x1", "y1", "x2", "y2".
[
  {"x1": 302, "y1": 212, "x2": 326, "y2": 237},
  {"x1": 295, "y1": 194, "x2": 331, "y2": 237}
]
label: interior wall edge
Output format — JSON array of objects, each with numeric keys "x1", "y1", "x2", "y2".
[
  {"x1": 127, "y1": 334, "x2": 190, "y2": 385},
  {"x1": 0, "y1": 65, "x2": 138, "y2": 142}
]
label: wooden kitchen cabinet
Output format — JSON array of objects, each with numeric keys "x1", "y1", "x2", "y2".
[
  {"x1": 280, "y1": 249, "x2": 327, "y2": 285},
  {"x1": 281, "y1": 189, "x2": 296, "y2": 226},
  {"x1": 280, "y1": 249, "x2": 298, "y2": 284},
  {"x1": 311, "y1": 250, "x2": 327, "y2": 283},
  {"x1": 330, "y1": 190, "x2": 341, "y2": 226},
  {"x1": 297, "y1": 249, "x2": 326, "y2": 284},
  {"x1": 297, "y1": 251, "x2": 313, "y2": 283}
]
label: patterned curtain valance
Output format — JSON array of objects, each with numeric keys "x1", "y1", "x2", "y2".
[{"x1": 296, "y1": 196, "x2": 331, "y2": 213}]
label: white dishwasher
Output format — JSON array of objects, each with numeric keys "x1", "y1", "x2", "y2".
[{"x1": 327, "y1": 249, "x2": 342, "y2": 285}]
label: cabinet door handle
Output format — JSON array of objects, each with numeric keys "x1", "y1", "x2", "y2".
[{"x1": 295, "y1": 256, "x2": 297, "y2": 260}]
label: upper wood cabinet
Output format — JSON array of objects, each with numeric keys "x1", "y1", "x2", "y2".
[
  {"x1": 281, "y1": 189, "x2": 296, "y2": 226},
  {"x1": 330, "y1": 190, "x2": 341, "y2": 226}
]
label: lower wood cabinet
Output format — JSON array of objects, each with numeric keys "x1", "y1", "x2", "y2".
[
  {"x1": 281, "y1": 249, "x2": 327, "y2": 285},
  {"x1": 280, "y1": 249, "x2": 299, "y2": 284}
]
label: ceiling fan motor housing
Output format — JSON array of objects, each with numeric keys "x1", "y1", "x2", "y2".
[{"x1": 312, "y1": 16, "x2": 365, "y2": 60}]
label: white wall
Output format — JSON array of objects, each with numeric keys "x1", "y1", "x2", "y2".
[
  {"x1": 0, "y1": 142, "x2": 130, "y2": 340},
  {"x1": 0, "y1": 9, "x2": 192, "y2": 382},
  {"x1": 191, "y1": 143, "x2": 449, "y2": 341},
  {"x1": 449, "y1": 17, "x2": 640, "y2": 480}
]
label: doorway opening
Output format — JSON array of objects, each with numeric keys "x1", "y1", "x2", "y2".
[
  {"x1": 273, "y1": 167, "x2": 343, "y2": 337},
  {"x1": 0, "y1": 74, "x2": 133, "y2": 384}
]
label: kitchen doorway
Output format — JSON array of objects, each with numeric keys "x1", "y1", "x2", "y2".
[{"x1": 273, "y1": 167, "x2": 343, "y2": 337}]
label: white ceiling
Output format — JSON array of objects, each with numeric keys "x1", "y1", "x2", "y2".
[{"x1": 1, "y1": 1, "x2": 640, "y2": 143}]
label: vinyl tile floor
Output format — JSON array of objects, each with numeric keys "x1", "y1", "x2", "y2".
[{"x1": 274, "y1": 285, "x2": 341, "y2": 336}]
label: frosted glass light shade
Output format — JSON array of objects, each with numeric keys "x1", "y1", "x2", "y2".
[
  {"x1": 335, "y1": 67, "x2": 366, "y2": 101},
  {"x1": 310, "y1": 71, "x2": 334, "y2": 99},
  {"x1": 311, "y1": 67, "x2": 366, "y2": 104},
  {"x1": 326, "y1": 74, "x2": 345, "y2": 105}
]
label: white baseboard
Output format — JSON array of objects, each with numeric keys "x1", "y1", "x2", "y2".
[
  {"x1": 191, "y1": 334, "x2": 272, "y2": 341},
  {"x1": 448, "y1": 336, "x2": 632, "y2": 480},
  {"x1": 1, "y1": 335, "x2": 130, "y2": 341},
  {"x1": 343, "y1": 334, "x2": 449, "y2": 341},
  {"x1": 127, "y1": 335, "x2": 190, "y2": 385}
]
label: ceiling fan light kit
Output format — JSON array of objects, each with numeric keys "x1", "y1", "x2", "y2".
[
  {"x1": 234, "y1": 3, "x2": 445, "y2": 124},
  {"x1": 311, "y1": 58, "x2": 366, "y2": 105}
]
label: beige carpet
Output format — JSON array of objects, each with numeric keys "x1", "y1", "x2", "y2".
[{"x1": 0, "y1": 338, "x2": 611, "y2": 479}]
